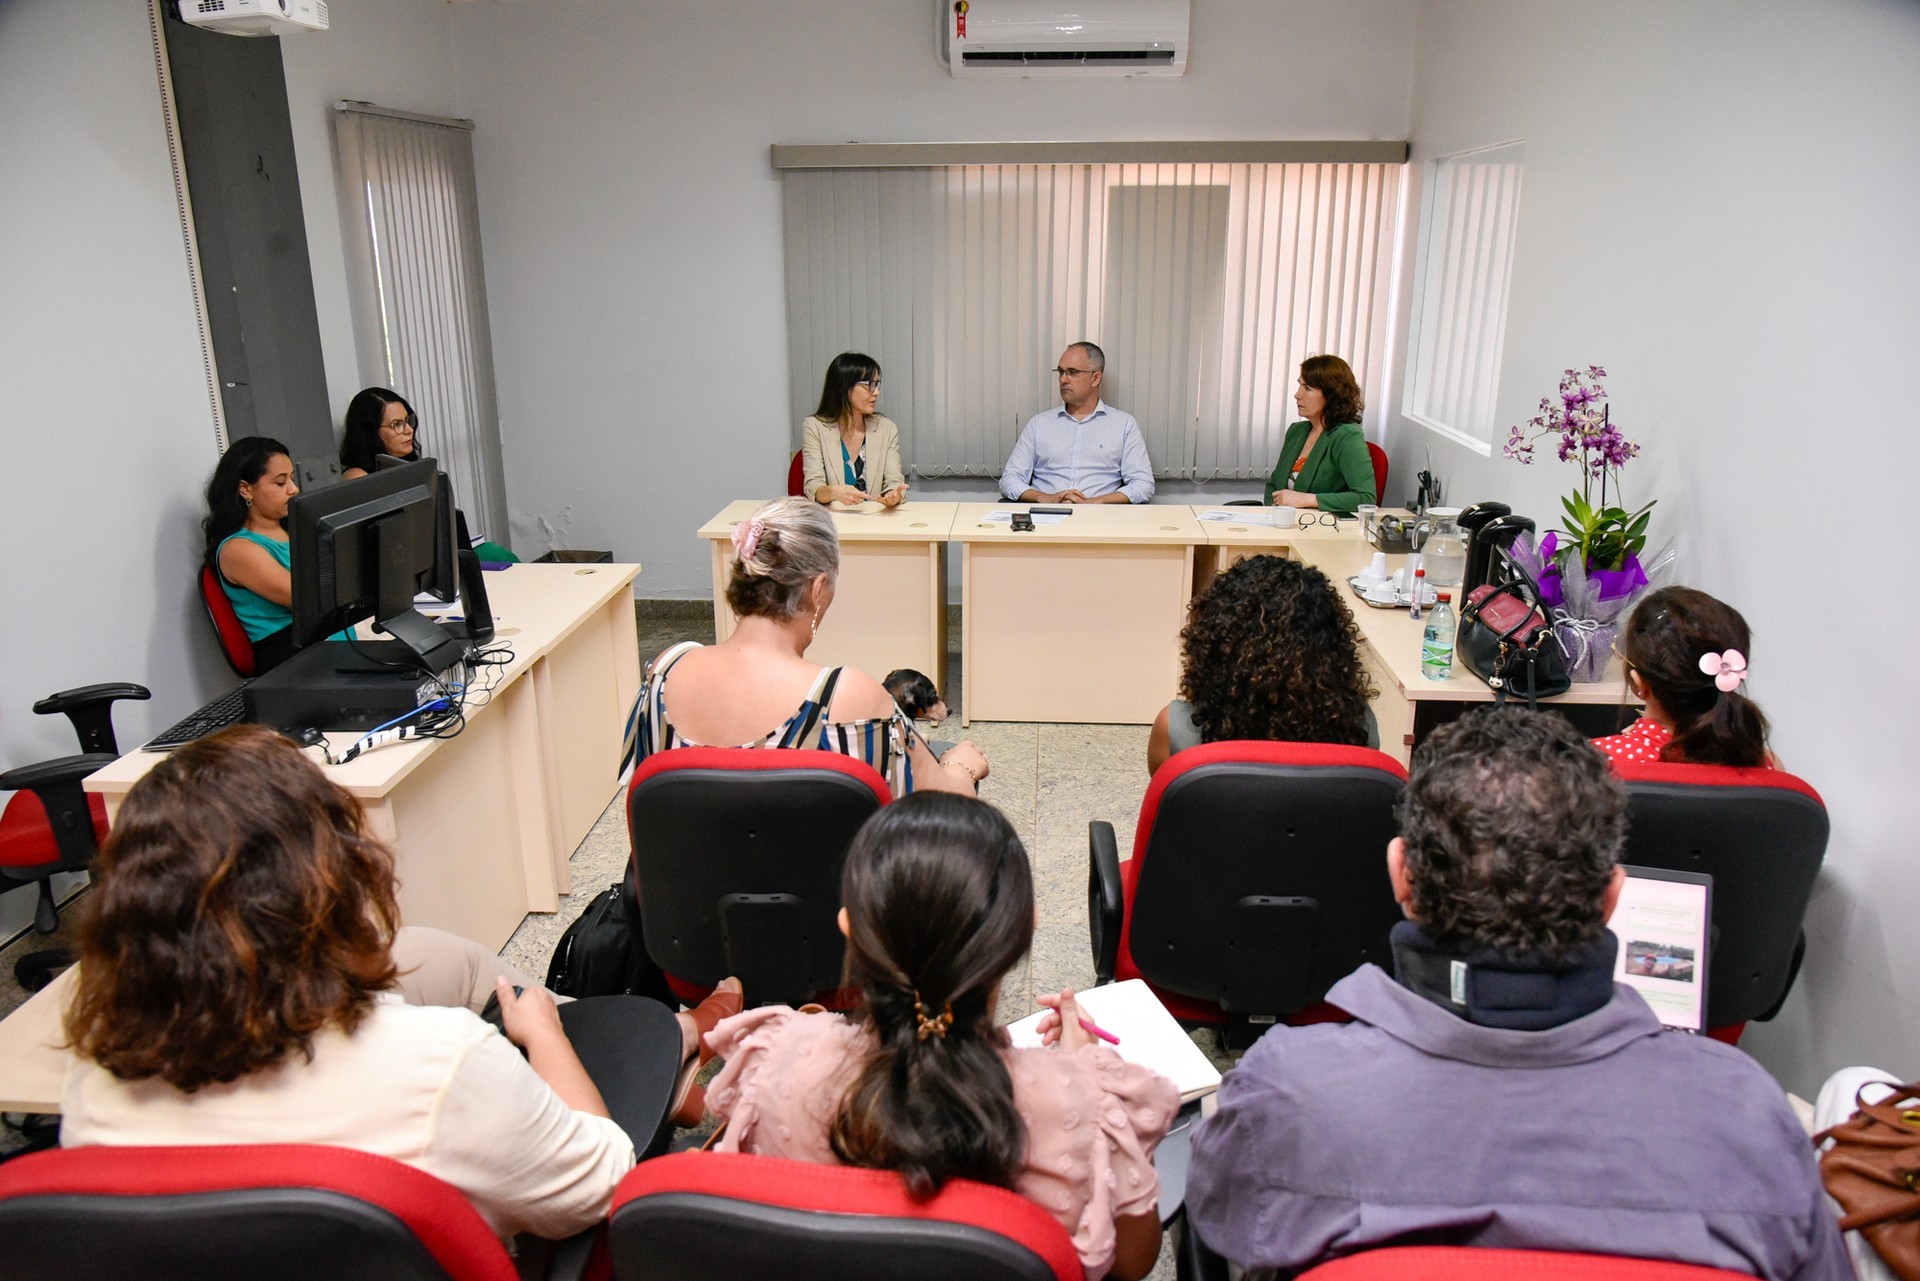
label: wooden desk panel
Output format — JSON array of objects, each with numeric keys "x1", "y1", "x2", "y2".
[
  {"x1": 953, "y1": 504, "x2": 1203, "y2": 725},
  {"x1": 0, "y1": 967, "x2": 72, "y2": 1114}
]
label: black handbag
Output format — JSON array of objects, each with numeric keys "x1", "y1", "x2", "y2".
[
  {"x1": 545, "y1": 882, "x2": 645, "y2": 998},
  {"x1": 1457, "y1": 552, "x2": 1571, "y2": 707}
]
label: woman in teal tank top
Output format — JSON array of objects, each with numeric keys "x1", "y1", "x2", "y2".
[{"x1": 203, "y1": 437, "x2": 301, "y2": 667}]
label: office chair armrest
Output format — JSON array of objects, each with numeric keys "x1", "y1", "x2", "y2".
[
  {"x1": 0, "y1": 752, "x2": 117, "y2": 795},
  {"x1": 33, "y1": 683, "x2": 152, "y2": 716},
  {"x1": 1173, "y1": 1211, "x2": 1232, "y2": 1281},
  {"x1": 35, "y1": 683, "x2": 150, "y2": 756},
  {"x1": 1089, "y1": 820, "x2": 1123, "y2": 984}
]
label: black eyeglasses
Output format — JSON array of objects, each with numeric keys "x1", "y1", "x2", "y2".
[
  {"x1": 1052, "y1": 367, "x2": 1097, "y2": 378},
  {"x1": 857, "y1": 378, "x2": 882, "y2": 391},
  {"x1": 382, "y1": 416, "x2": 417, "y2": 431},
  {"x1": 1294, "y1": 511, "x2": 1340, "y2": 529}
]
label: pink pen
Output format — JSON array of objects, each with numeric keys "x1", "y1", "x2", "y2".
[{"x1": 1078, "y1": 1017, "x2": 1121, "y2": 1046}]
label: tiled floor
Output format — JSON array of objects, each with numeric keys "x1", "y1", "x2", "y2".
[{"x1": 0, "y1": 604, "x2": 1221, "y2": 1274}]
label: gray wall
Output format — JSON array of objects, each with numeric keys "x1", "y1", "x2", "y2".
[
  {"x1": 0, "y1": 0, "x2": 235, "y2": 936},
  {"x1": 1381, "y1": 0, "x2": 1920, "y2": 1092}
]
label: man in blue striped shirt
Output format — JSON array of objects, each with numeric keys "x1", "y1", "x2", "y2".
[{"x1": 999, "y1": 342, "x2": 1155, "y2": 504}]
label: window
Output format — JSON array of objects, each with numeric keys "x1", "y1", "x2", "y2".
[
  {"x1": 1403, "y1": 140, "x2": 1526, "y2": 454},
  {"x1": 780, "y1": 159, "x2": 1403, "y2": 481},
  {"x1": 332, "y1": 103, "x2": 510, "y2": 539}
]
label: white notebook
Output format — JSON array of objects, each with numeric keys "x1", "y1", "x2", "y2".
[{"x1": 1006, "y1": 979, "x2": 1223, "y2": 1102}]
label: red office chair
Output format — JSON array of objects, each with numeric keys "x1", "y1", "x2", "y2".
[
  {"x1": 1366, "y1": 441, "x2": 1389, "y2": 505},
  {"x1": 607, "y1": 1151, "x2": 1081, "y2": 1281},
  {"x1": 625, "y1": 748, "x2": 891, "y2": 1010},
  {"x1": 1611, "y1": 761, "x2": 1827, "y2": 1043},
  {"x1": 199, "y1": 562, "x2": 259, "y2": 677},
  {"x1": 1089, "y1": 741, "x2": 1408, "y2": 1049},
  {"x1": 787, "y1": 450, "x2": 805, "y2": 497},
  {"x1": 0, "y1": 682, "x2": 149, "y2": 991},
  {"x1": 1297, "y1": 1246, "x2": 1764, "y2": 1281},
  {"x1": 0, "y1": 1144, "x2": 517, "y2": 1281}
]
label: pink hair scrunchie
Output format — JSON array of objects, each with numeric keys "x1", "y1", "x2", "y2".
[
  {"x1": 732, "y1": 516, "x2": 767, "y2": 564},
  {"x1": 1698, "y1": 648, "x2": 1747, "y2": 693}
]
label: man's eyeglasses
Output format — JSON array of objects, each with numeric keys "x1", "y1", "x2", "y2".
[
  {"x1": 1052, "y1": 367, "x2": 1097, "y2": 379},
  {"x1": 857, "y1": 379, "x2": 882, "y2": 391}
]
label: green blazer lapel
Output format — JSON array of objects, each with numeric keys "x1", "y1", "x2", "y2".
[{"x1": 1296, "y1": 428, "x2": 1336, "y2": 492}]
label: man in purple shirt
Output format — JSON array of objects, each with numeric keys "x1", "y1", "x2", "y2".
[
  {"x1": 999, "y1": 342, "x2": 1155, "y2": 504},
  {"x1": 1187, "y1": 707, "x2": 1848, "y2": 1281}
]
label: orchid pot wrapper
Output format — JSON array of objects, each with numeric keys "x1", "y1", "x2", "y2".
[
  {"x1": 1504, "y1": 366, "x2": 1656, "y2": 577},
  {"x1": 1509, "y1": 531, "x2": 1676, "y2": 682}
]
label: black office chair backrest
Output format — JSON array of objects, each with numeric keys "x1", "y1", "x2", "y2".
[
  {"x1": 1614, "y1": 762, "x2": 1828, "y2": 1028},
  {"x1": 626, "y1": 747, "x2": 891, "y2": 1007},
  {"x1": 608, "y1": 1152, "x2": 1081, "y2": 1281},
  {"x1": 0, "y1": 1145, "x2": 517, "y2": 1281},
  {"x1": 1127, "y1": 741, "x2": 1407, "y2": 1017}
]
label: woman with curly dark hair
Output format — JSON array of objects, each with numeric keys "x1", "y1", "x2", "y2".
[
  {"x1": 61, "y1": 724, "x2": 737, "y2": 1241},
  {"x1": 1147, "y1": 555, "x2": 1378, "y2": 773}
]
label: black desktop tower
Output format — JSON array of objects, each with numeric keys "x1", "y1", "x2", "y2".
[{"x1": 244, "y1": 640, "x2": 460, "y2": 733}]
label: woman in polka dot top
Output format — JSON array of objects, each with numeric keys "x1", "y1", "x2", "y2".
[{"x1": 1592, "y1": 586, "x2": 1775, "y2": 769}]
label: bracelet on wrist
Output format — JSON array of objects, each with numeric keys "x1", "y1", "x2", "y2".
[{"x1": 941, "y1": 753, "x2": 981, "y2": 783}]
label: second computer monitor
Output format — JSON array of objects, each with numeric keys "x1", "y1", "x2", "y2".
[{"x1": 287, "y1": 456, "x2": 458, "y2": 654}]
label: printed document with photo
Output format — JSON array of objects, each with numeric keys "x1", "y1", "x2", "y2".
[{"x1": 1607, "y1": 866, "x2": 1712, "y2": 1032}]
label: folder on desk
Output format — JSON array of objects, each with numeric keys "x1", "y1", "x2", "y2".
[{"x1": 1006, "y1": 979, "x2": 1223, "y2": 1101}]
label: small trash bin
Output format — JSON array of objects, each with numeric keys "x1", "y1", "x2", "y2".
[{"x1": 534, "y1": 549, "x2": 613, "y2": 564}]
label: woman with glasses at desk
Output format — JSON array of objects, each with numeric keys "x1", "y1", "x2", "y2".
[
  {"x1": 800, "y1": 352, "x2": 908, "y2": 509},
  {"x1": 339, "y1": 386, "x2": 423, "y2": 480},
  {"x1": 1264, "y1": 354, "x2": 1378, "y2": 514}
]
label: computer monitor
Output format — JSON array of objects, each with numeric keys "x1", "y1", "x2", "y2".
[{"x1": 287, "y1": 456, "x2": 459, "y2": 666}]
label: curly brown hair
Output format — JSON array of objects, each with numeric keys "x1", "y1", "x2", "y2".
[
  {"x1": 1300, "y1": 354, "x2": 1364, "y2": 428},
  {"x1": 1178, "y1": 555, "x2": 1376, "y2": 746},
  {"x1": 1397, "y1": 707, "x2": 1625, "y2": 962},
  {"x1": 65, "y1": 725, "x2": 400, "y2": 1092}
]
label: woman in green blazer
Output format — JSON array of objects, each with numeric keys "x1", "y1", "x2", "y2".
[{"x1": 1263, "y1": 355, "x2": 1377, "y2": 514}]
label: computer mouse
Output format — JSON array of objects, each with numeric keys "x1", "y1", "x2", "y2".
[{"x1": 286, "y1": 725, "x2": 327, "y2": 749}]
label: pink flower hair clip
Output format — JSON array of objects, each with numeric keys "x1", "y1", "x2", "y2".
[
  {"x1": 732, "y1": 515, "x2": 767, "y2": 563},
  {"x1": 1698, "y1": 648, "x2": 1747, "y2": 693}
]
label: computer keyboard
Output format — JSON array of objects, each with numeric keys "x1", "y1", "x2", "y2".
[{"x1": 143, "y1": 684, "x2": 253, "y2": 751}]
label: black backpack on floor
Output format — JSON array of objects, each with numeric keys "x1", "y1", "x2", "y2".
[{"x1": 546, "y1": 882, "x2": 644, "y2": 998}]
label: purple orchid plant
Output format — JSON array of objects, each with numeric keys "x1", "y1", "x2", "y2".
[{"x1": 1504, "y1": 366, "x2": 1654, "y2": 612}]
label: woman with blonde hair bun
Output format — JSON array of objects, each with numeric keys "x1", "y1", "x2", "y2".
[{"x1": 624, "y1": 496, "x2": 986, "y2": 794}]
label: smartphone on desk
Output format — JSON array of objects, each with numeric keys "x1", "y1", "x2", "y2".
[{"x1": 1029, "y1": 506, "x2": 1072, "y2": 516}]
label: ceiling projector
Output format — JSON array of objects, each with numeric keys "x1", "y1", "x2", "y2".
[{"x1": 176, "y1": 0, "x2": 329, "y2": 37}]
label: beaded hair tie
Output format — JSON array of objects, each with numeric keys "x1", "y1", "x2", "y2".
[{"x1": 913, "y1": 991, "x2": 953, "y2": 1041}]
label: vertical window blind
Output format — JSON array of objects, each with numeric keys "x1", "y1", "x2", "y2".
[
  {"x1": 1404, "y1": 141, "x2": 1526, "y2": 453},
  {"x1": 331, "y1": 103, "x2": 509, "y2": 539},
  {"x1": 782, "y1": 161, "x2": 1402, "y2": 481}
]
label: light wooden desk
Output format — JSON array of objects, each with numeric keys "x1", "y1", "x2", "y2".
[
  {"x1": 951, "y1": 503, "x2": 1205, "y2": 725},
  {"x1": 698, "y1": 501, "x2": 957, "y2": 690},
  {"x1": 0, "y1": 967, "x2": 73, "y2": 1114},
  {"x1": 84, "y1": 563, "x2": 643, "y2": 951},
  {"x1": 1189, "y1": 507, "x2": 1635, "y2": 760}
]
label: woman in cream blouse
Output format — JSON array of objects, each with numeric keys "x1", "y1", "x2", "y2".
[{"x1": 800, "y1": 351, "x2": 908, "y2": 507}]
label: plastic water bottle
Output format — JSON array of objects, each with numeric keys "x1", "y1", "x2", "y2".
[{"x1": 1422, "y1": 592, "x2": 1456, "y2": 681}]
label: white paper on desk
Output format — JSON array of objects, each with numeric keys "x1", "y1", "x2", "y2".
[
  {"x1": 1196, "y1": 508, "x2": 1280, "y2": 525},
  {"x1": 1005, "y1": 979, "x2": 1222, "y2": 1101},
  {"x1": 980, "y1": 510, "x2": 1070, "y2": 526}
]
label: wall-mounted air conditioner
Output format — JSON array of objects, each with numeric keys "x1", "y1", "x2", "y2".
[
  {"x1": 176, "y1": 0, "x2": 329, "y2": 37},
  {"x1": 943, "y1": 0, "x2": 1189, "y2": 78}
]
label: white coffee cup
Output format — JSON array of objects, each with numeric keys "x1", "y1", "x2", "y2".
[{"x1": 1270, "y1": 505, "x2": 1300, "y2": 528}]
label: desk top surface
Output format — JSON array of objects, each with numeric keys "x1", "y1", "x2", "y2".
[
  {"x1": 85, "y1": 561, "x2": 643, "y2": 800},
  {"x1": 0, "y1": 966, "x2": 75, "y2": 1113},
  {"x1": 948, "y1": 502, "x2": 1206, "y2": 545},
  {"x1": 699, "y1": 500, "x2": 960, "y2": 543}
]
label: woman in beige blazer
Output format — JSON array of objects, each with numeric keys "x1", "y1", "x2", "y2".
[{"x1": 800, "y1": 351, "x2": 908, "y2": 507}]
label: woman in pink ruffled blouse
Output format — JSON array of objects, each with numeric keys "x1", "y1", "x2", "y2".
[{"x1": 705, "y1": 793, "x2": 1178, "y2": 1280}]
